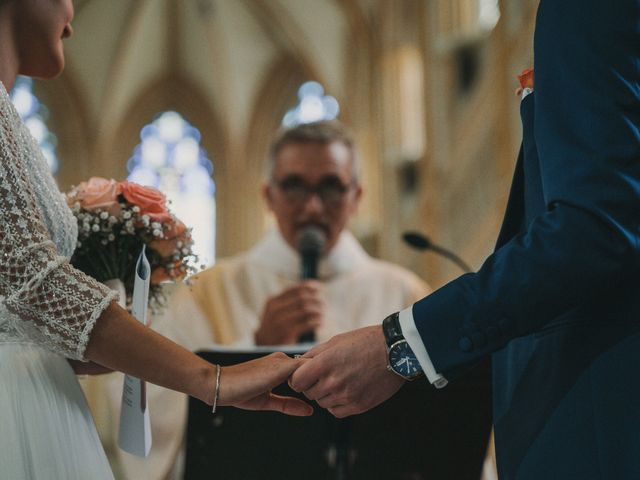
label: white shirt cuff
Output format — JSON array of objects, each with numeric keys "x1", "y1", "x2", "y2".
[{"x1": 399, "y1": 307, "x2": 448, "y2": 389}]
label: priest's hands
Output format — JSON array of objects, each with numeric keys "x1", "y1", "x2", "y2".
[
  {"x1": 219, "y1": 352, "x2": 314, "y2": 416},
  {"x1": 255, "y1": 281, "x2": 325, "y2": 345},
  {"x1": 289, "y1": 325, "x2": 405, "y2": 418}
]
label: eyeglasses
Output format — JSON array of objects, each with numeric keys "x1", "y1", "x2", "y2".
[{"x1": 271, "y1": 176, "x2": 355, "y2": 207}]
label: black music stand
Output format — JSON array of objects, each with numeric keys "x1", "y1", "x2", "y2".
[{"x1": 185, "y1": 349, "x2": 492, "y2": 480}]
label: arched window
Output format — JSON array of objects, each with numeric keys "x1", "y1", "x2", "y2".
[
  {"x1": 437, "y1": 0, "x2": 500, "y2": 40},
  {"x1": 10, "y1": 76, "x2": 59, "y2": 173},
  {"x1": 127, "y1": 111, "x2": 216, "y2": 266},
  {"x1": 478, "y1": 0, "x2": 500, "y2": 31},
  {"x1": 282, "y1": 81, "x2": 340, "y2": 127}
]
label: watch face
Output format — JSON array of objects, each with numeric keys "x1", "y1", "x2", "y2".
[{"x1": 389, "y1": 341, "x2": 422, "y2": 379}]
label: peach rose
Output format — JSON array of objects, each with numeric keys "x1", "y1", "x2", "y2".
[
  {"x1": 120, "y1": 181, "x2": 171, "y2": 223},
  {"x1": 150, "y1": 267, "x2": 171, "y2": 285},
  {"x1": 149, "y1": 221, "x2": 188, "y2": 257},
  {"x1": 150, "y1": 222, "x2": 189, "y2": 257},
  {"x1": 69, "y1": 177, "x2": 121, "y2": 215},
  {"x1": 150, "y1": 264, "x2": 186, "y2": 284},
  {"x1": 165, "y1": 220, "x2": 187, "y2": 239},
  {"x1": 149, "y1": 238, "x2": 179, "y2": 258}
]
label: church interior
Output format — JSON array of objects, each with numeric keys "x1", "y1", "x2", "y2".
[
  {"x1": 6, "y1": 0, "x2": 640, "y2": 477},
  {"x1": 26, "y1": 0, "x2": 537, "y2": 289},
  {"x1": 13, "y1": 1, "x2": 541, "y2": 478}
]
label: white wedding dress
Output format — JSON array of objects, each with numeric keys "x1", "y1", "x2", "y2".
[{"x1": 0, "y1": 82, "x2": 117, "y2": 479}]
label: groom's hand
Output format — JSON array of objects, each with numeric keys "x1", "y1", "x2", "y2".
[{"x1": 290, "y1": 325, "x2": 405, "y2": 418}]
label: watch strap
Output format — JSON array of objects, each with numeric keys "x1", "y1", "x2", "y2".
[{"x1": 382, "y1": 311, "x2": 403, "y2": 347}]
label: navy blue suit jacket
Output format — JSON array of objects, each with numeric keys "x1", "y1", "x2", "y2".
[{"x1": 412, "y1": 2, "x2": 640, "y2": 478}]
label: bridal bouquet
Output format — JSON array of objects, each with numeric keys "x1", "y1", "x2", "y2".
[{"x1": 65, "y1": 177, "x2": 197, "y2": 311}]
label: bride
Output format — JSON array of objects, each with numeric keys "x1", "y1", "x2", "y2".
[{"x1": 0, "y1": 1, "x2": 312, "y2": 478}]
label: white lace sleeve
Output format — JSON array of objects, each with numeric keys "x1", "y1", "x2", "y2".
[{"x1": 0, "y1": 97, "x2": 117, "y2": 361}]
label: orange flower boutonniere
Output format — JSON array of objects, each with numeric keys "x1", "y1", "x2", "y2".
[{"x1": 515, "y1": 68, "x2": 534, "y2": 97}]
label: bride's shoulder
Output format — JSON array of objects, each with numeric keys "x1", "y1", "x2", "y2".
[{"x1": 0, "y1": 83, "x2": 22, "y2": 134}]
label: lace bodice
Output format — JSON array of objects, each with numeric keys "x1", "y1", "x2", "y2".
[{"x1": 0, "y1": 82, "x2": 117, "y2": 360}]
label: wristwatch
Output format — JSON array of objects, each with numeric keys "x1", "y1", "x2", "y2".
[{"x1": 382, "y1": 312, "x2": 424, "y2": 381}]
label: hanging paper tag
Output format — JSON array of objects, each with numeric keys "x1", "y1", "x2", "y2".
[{"x1": 118, "y1": 245, "x2": 152, "y2": 457}]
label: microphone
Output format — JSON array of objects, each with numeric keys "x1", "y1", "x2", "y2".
[
  {"x1": 297, "y1": 226, "x2": 326, "y2": 343},
  {"x1": 402, "y1": 231, "x2": 472, "y2": 273}
]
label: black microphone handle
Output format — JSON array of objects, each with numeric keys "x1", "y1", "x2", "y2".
[
  {"x1": 298, "y1": 252, "x2": 319, "y2": 343},
  {"x1": 298, "y1": 331, "x2": 316, "y2": 343},
  {"x1": 300, "y1": 254, "x2": 319, "y2": 279}
]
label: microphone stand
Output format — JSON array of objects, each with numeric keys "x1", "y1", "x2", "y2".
[
  {"x1": 332, "y1": 417, "x2": 352, "y2": 480},
  {"x1": 402, "y1": 231, "x2": 472, "y2": 273},
  {"x1": 427, "y1": 243, "x2": 472, "y2": 273}
]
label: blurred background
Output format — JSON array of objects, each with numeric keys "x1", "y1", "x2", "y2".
[{"x1": 19, "y1": 0, "x2": 537, "y2": 289}]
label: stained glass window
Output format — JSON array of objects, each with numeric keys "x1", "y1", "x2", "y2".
[
  {"x1": 128, "y1": 111, "x2": 216, "y2": 266},
  {"x1": 437, "y1": 0, "x2": 500, "y2": 39},
  {"x1": 282, "y1": 81, "x2": 340, "y2": 127},
  {"x1": 10, "y1": 76, "x2": 59, "y2": 173},
  {"x1": 478, "y1": 0, "x2": 500, "y2": 31}
]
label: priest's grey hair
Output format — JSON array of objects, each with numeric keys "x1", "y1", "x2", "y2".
[{"x1": 267, "y1": 120, "x2": 361, "y2": 184}]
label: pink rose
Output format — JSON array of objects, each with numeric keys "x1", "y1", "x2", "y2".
[
  {"x1": 120, "y1": 181, "x2": 171, "y2": 223},
  {"x1": 68, "y1": 177, "x2": 121, "y2": 215}
]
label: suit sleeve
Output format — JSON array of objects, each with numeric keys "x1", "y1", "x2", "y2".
[{"x1": 412, "y1": 0, "x2": 640, "y2": 377}]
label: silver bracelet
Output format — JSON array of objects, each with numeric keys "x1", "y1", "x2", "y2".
[{"x1": 211, "y1": 364, "x2": 221, "y2": 414}]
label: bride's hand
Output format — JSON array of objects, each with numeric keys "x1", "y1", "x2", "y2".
[{"x1": 218, "y1": 353, "x2": 313, "y2": 416}]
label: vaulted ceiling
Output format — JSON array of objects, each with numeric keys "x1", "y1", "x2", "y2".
[
  {"x1": 43, "y1": 0, "x2": 539, "y2": 284},
  {"x1": 64, "y1": 0, "x2": 362, "y2": 144}
]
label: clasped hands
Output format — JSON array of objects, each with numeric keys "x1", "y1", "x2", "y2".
[
  {"x1": 223, "y1": 325, "x2": 405, "y2": 419},
  {"x1": 70, "y1": 324, "x2": 403, "y2": 419},
  {"x1": 289, "y1": 325, "x2": 405, "y2": 418}
]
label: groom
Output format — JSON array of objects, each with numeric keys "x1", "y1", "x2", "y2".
[{"x1": 291, "y1": 1, "x2": 640, "y2": 478}]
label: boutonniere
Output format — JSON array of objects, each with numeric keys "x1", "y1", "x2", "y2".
[{"x1": 515, "y1": 68, "x2": 534, "y2": 98}]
